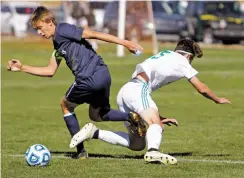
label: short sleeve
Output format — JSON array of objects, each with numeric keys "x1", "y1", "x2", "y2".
[
  {"x1": 179, "y1": 62, "x2": 198, "y2": 80},
  {"x1": 58, "y1": 23, "x2": 83, "y2": 41},
  {"x1": 52, "y1": 50, "x2": 64, "y2": 61}
]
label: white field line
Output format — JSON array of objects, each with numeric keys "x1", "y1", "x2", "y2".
[
  {"x1": 5, "y1": 154, "x2": 244, "y2": 164},
  {"x1": 179, "y1": 158, "x2": 244, "y2": 164}
]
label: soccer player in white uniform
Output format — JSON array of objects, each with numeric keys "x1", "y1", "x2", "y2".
[{"x1": 70, "y1": 39, "x2": 231, "y2": 164}]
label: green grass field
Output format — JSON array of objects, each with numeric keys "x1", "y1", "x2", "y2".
[{"x1": 2, "y1": 40, "x2": 244, "y2": 178}]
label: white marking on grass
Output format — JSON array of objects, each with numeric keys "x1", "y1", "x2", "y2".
[
  {"x1": 5, "y1": 154, "x2": 244, "y2": 164},
  {"x1": 179, "y1": 158, "x2": 244, "y2": 164}
]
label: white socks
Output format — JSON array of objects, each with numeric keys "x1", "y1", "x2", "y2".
[
  {"x1": 98, "y1": 130, "x2": 130, "y2": 148},
  {"x1": 95, "y1": 124, "x2": 163, "y2": 150},
  {"x1": 146, "y1": 124, "x2": 163, "y2": 150}
]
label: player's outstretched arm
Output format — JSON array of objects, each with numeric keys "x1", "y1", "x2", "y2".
[
  {"x1": 189, "y1": 76, "x2": 231, "y2": 104},
  {"x1": 7, "y1": 53, "x2": 62, "y2": 77},
  {"x1": 82, "y1": 28, "x2": 143, "y2": 54}
]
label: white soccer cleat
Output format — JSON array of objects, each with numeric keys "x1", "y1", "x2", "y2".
[
  {"x1": 144, "y1": 151, "x2": 177, "y2": 165},
  {"x1": 69, "y1": 123, "x2": 98, "y2": 149}
]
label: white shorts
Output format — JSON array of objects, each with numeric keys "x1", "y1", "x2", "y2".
[{"x1": 117, "y1": 79, "x2": 158, "y2": 114}]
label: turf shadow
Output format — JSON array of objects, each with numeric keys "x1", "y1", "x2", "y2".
[
  {"x1": 50, "y1": 151, "x2": 193, "y2": 159},
  {"x1": 202, "y1": 154, "x2": 231, "y2": 157}
]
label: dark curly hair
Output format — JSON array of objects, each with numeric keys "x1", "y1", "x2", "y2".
[{"x1": 175, "y1": 38, "x2": 203, "y2": 58}]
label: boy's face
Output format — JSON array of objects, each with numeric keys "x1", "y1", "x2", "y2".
[{"x1": 35, "y1": 20, "x2": 55, "y2": 39}]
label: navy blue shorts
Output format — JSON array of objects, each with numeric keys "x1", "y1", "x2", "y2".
[{"x1": 65, "y1": 66, "x2": 111, "y2": 108}]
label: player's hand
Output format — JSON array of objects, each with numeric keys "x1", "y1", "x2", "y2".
[
  {"x1": 162, "y1": 118, "x2": 178, "y2": 127},
  {"x1": 124, "y1": 40, "x2": 143, "y2": 54},
  {"x1": 7, "y1": 59, "x2": 22, "y2": 72},
  {"x1": 216, "y1": 97, "x2": 231, "y2": 104}
]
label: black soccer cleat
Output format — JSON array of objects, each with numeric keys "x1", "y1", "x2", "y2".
[
  {"x1": 72, "y1": 151, "x2": 88, "y2": 159},
  {"x1": 128, "y1": 112, "x2": 147, "y2": 137}
]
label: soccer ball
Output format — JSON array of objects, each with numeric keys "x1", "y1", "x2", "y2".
[{"x1": 25, "y1": 144, "x2": 51, "y2": 166}]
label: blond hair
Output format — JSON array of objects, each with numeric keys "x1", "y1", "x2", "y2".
[{"x1": 30, "y1": 6, "x2": 57, "y2": 28}]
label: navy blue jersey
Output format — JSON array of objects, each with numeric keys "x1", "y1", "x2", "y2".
[{"x1": 53, "y1": 23, "x2": 105, "y2": 80}]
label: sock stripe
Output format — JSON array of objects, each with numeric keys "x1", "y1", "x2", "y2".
[{"x1": 64, "y1": 112, "x2": 75, "y2": 117}]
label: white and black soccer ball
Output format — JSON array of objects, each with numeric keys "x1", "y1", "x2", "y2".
[{"x1": 25, "y1": 144, "x2": 51, "y2": 166}]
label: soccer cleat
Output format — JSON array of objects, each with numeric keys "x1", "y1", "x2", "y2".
[
  {"x1": 128, "y1": 112, "x2": 147, "y2": 137},
  {"x1": 69, "y1": 123, "x2": 98, "y2": 149},
  {"x1": 72, "y1": 151, "x2": 88, "y2": 159},
  {"x1": 144, "y1": 151, "x2": 177, "y2": 165}
]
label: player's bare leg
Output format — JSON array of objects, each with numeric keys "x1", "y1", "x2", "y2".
[
  {"x1": 139, "y1": 108, "x2": 177, "y2": 165},
  {"x1": 61, "y1": 97, "x2": 88, "y2": 159}
]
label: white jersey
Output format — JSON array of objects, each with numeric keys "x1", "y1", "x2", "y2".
[{"x1": 132, "y1": 50, "x2": 198, "y2": 91}]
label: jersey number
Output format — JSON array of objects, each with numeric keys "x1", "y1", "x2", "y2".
[{"x1": 150, "y1": 50, "x2": 171, "y2": 60}]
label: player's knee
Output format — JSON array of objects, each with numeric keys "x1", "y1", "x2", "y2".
[
  {"x1": 89, "y1": 106, "x2": 102, "y2": 122},
  {"x1": 60, "y1": 97, "x2": 76, "y2": 114}
]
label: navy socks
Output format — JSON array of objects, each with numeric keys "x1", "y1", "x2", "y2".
[{"x1": 64, "y1": 113, "x2": 85, "y2": 153}]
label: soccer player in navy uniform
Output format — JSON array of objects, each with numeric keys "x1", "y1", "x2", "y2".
[{"x1": 7, "y1": 6, "x2": 144, "y2": 159}]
